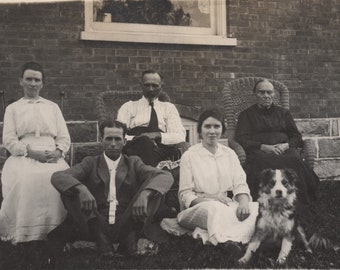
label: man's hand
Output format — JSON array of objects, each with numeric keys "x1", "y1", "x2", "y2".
[
  {"x1": 132, "y1": 190, "x2": 154, "y2": 222},
  {"x1": 235, "y1": 194, "x2": 250, "y2": 221},
  {"x1": 74, "y1": 184, "x2": 97, "y2": 213}
]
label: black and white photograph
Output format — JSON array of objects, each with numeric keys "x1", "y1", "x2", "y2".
[{"x1": 0, "y1": 0, "x2": 339, "y2": 269}]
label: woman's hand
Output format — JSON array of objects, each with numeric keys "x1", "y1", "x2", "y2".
[
  {"x1": 235, "y1": 193, "x2": 250, "y2": 221},
  {"x1": 45, "y1": 149, "x2": 62, "y2": 163},
  {"x1": 27, "y1": 145, "x2": 48, "y2": 163},
  {"x1": 27, "y1": 146, "x2": 62, "y2": 163},
  {"x1": 274, "y1": 143, "x2": 289, "y2": 154},
  {"x1": 260, "y1": 143, "x2": 289, "y2": 155}
]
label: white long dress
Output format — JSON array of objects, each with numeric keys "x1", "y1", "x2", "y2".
[
  {"x1": 177, "y1": 143, "x2": 258, "y2": 245},
  {"x1": 0, "y1": 97, "x2": 70, "y2": 244}
]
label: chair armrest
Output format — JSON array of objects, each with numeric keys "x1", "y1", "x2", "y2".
[
  {"x1": 302, "y1": 139, "x2": 316, "y2": 169},
  {"x1": 228, "y1": 139, "x2": 246, "y2": 166}
]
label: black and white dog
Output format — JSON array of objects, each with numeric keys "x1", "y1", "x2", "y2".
[{"x1": 238, "y1": 168, "x2": 312, "y2": 265}]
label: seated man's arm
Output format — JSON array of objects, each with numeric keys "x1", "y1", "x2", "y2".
[
  {"x1": 159, "y1": 103, "x2": 186, "y2": 145},
  {"x1": 132, "y1": 189, "x2": 156, "y2": 222},
  {"x1": 51, "y1": 157, "x2": 97, "y2": 212},
  {"x1": 131, "y1": 156, "x2": 174, "y2": 220}
]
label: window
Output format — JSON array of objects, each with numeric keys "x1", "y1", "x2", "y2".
[{"x1": 81, "y1": 0, "x2": 236, "y2": 46}]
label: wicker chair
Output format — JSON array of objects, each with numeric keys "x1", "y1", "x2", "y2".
[
  {"x1": 222, "y1": 77, "x2": 316, "y2": 168},
  {"x1": 95, "y1": 90, "x2": 190, "y2": 161}
]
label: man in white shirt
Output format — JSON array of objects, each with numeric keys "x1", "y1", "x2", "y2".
[
  {"x1": 117, "y1": 70, "x2": 187, "y2": 167},
  {"x1": 50, "y1": 120, "x2": 174, "y2": 257}
]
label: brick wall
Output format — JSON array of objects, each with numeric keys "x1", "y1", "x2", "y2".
[
  {"x1": 0, "y1": 0, "x2": 340, "y2": 121},
  {"x1": 0, "y1": 0, "x2": 340, "y2": 180}
]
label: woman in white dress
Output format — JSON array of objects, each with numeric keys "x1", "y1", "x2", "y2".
[
  {"x1": 177, "y1": 109, "x2": 258, "y2": 248},
  {"x1": 0, "y1": 62, "x2": 70, "y2": 244}
]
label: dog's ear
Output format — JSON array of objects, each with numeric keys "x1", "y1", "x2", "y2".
[
  {"x1": 258, "y1": 168, "x2": 274, "y2": 187},
  {"x1": 282, "y1": 168, "x2": 298, "y2": 184}
]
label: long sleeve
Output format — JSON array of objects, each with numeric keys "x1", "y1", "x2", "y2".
[
  {"x1": 117, "y1": 98, "x2": 186, "y2": 145},
  {"x1": 54, "y1": 104, "x2": 71, "y2": 153},
  {"x1": 132, "y1": 156, "x2": 174, "y2": 195},
  {"x1": 229, "y1": 150, "x2": 251, "y2": 200},
  {"x1": 178, "y1": 151, "x2": 198, "y2": 209},
  {"x1": 160, "y1": 102, "x2": 186, "y2": 145},
  {"x1": 284, "y1": 110, "x2": 303, "y2": 148},
  {"x1": 235, "y1": 109, "x2": 262, "y2": 151},
  {"x1": 3, "y1": 105, "x2": 27, "y2": 156},
  {"x1": 51, "y1": 156, "x2": 94, "y2": 193}
]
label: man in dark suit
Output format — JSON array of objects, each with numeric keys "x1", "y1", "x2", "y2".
[{"x1": 50, "y1": 119, "x2": 174, "y2": 256}]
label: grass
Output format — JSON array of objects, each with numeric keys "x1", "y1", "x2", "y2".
[{"x1": 0, "y1": 180, "x2": 339, "y2": 270}]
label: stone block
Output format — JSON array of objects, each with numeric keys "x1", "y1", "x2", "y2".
[
  {"x1": 314, "y1": 159, "x2": 340, "y2": 180},
  {"x1": 67, "y1": 122, "x2": 98, "y2": 143},
  {"x1": 71, "y1": 142, "x2": 102, "y2": 166},
  {"x1": 296, "y1": 119, "x2": 330, "y2": 137},
  {"x1": 318, "y1": 138, "x2": 340, "y2": 158},
  {"x1": 332, "y1": 119, "x2": 339, "y2": 136}
]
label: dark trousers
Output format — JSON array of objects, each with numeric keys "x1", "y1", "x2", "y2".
[
  {"x1": 50, "y1": 190, "x2": 166, "y2": 246},
  {"x1": 123, "y1": 136, "x2": 177, "y2": 167}
]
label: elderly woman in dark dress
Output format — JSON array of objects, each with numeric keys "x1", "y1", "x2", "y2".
[{"x1": 235, "y1": 79, "x2": 319, "y2": 224}]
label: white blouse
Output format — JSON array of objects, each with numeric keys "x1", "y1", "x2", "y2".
[
  {"x1": 117, "y1": 96, "x2": 186, "y2": 145},
  {"x1": 3, "y1": 97, "x2": 71, "y2": 156},
  {"x1": 179, "y1": 143, "x2": 251, "y2": 209}
]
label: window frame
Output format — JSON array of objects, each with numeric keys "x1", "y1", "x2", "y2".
[{"x1": 80, "y1": 0, "x2": 237, "y2": 46}]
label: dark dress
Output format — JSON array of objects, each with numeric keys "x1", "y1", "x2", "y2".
[{"x1": 235, "y1": 104, "x2": 319, "y2": 226}]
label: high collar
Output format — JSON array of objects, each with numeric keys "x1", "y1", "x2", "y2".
[{"x1": 20, "y1": 96, "x2": 46, "y2": 104}]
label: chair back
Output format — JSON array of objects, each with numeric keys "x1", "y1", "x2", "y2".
[
  {"x1": 95, "y1": 90, "x2": 171, "y2": 123},
  {"x1": 223, "y1": 77, "x2": 289, "y2": 138}
]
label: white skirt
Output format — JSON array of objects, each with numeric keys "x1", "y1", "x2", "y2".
[
  {"x1": 0, "y1": 136, "x2": 68, "y2": 244},
  {"x1": 177, "y1": 201, "x2": 258, "y2": 245}
]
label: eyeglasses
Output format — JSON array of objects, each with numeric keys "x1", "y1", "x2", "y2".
[{"x1": 143, "y1": 83, "x2": 161, "y2": 89}]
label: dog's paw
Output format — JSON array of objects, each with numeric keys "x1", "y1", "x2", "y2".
[
  {"x1": 276, "y1": 256, "x2": 287, "y2": 265},
  {"x1": 238, "y1": 256, "x2": 249, "y2": 265}
]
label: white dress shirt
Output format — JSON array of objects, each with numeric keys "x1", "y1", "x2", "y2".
[
  {"x1": 103, "y1": 153, "x2": 121, "y2": 224},
  {"x1": 117, "y1": 96, "x2": 186, "y2": 145},
  {"x1": 179, "y1": 143, "x2": 251, "y2": 209}
]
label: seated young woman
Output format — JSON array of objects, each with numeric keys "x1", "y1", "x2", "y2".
[{"x1": 177, "y1": 109, "x2": 258, "y2": 248}]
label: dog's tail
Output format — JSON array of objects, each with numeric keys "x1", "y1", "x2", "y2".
[{"x1": 308, "y1": 233, "x2": 339, "y2": 251}]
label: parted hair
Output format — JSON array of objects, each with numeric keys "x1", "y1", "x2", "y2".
[
  {"x1": 21, "y1": 62, "x2": 45, "y2": 80},
  {"x1": 197, "y1": 109, "x2": 226, "y2": 134},
  {"x1": 99, "y1": 119, "x2": 127, "y2": 138}
]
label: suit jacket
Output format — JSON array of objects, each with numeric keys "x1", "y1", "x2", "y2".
[{"x1": 51, "y1": 154, "x2": 174, "y2": 220}]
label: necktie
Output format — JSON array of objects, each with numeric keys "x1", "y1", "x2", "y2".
[
  {"x1": 108, "y1": 165, "x2": 117, "y2": 224},
  {"x1": 148, "y1": 102, "x2": 159, "y2": 131}
]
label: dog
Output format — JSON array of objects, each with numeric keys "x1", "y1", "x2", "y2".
[{"x1": 238, "y1": 168, "x2": 312, "y2": 265}]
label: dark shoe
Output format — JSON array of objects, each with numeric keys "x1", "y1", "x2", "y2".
[
  {"x1": 143, "y1": 222, "x2": 169, "y2": 243},
  {"x1": 118, "y1": 230, "x2": 138, "y2": 256},
  {"x1": 154, "y1": 205, "x2": 178, "y2": 221}
]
